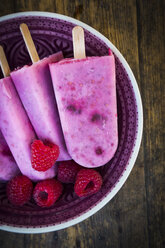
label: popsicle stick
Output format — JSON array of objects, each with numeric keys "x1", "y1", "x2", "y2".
[
  {"x1": 72, "y1": 26, "x2": 86, "y2": 59},
  {"x1": 0, "y1": 45, "x2": 10, "y2": 77},
  {"x1": 20, "y1": 23, "x2": 40, "y2": 63}
]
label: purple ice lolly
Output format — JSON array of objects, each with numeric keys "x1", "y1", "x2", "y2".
[
  {"x1": 0, "y1": 76, "x2": 57, "y2": 181},
  {"x1": 49, "y1": 54, "x2": 118, "y2": 167},
  {"x1": 11, "y1": 53, "x2": 71, "y2": 161},
  {"x1": 0, "y1": 130, "x2": 20, "y2": 182}
]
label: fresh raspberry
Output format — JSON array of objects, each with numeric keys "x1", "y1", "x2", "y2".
[
  {"x1": 7, "y1": 175, "x2": 33, "y2": 206},
  {"x1": 74, "y1": 169, "x2": 102, "y2": 197},
  {"x1": 57, "y1": 160, "x2": 81, "y2": 184},
  {"x1": 31, "y1": 140, "x2": 59, "y2": 171},
  {"x1": 33, "y1": 179, "x2": 63, "y2": 207}
]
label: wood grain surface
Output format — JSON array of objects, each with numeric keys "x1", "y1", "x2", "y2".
[{"x1": 0, "y1": 0, "x2": 164, "y2": 247}]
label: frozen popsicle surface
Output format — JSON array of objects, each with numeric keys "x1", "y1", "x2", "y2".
[
  {"x1": 0, "y1": 76, "x2": 57, "y2": 181},
  {"x1": 0, "y1": 130, "x2": 19, "y2": 182},
  {"x1": 11, "y1": 52, "x2": 71, "y2": 161},
  {"x1": 49, "y1": 54, "x2": 118, "y2": 167}
]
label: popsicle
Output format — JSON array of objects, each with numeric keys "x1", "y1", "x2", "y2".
[
  {"x1": 11, "y1": 24, "x2": 71, "y2": 161},
  {"x1": 0, "y1": 46, "x2": 57, "y2": 181},
  {"x1": 0, "y1": 130, "x2": 20, "y2": 182},
  {"x1": 49, "y1": 26, "x2": 118, "y2": 167}
]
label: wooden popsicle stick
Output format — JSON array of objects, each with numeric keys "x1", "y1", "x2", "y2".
[
  {"x1": 0, "y1": 45, "x2": 10, "y2": 77},
  {"x1": 72, "y1": 26, "x2": 86, "y2": 59},
  {"x1": 20, "y1": 23, "x2": 40, "y2": 63}
]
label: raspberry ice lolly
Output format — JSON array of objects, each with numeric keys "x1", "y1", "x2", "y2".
[
  {"x1": 0, "y1": 130, "x2": 19, "y2": 182},
  {"x1": 49, "y1": 26, "x2": 118, "y2": 167},
  {"x1": 0, "y1": 46, "x2": 57, "y2": 181},
  {"x1": 11, "y1": 24, "x2": 71, "y2": 161}
]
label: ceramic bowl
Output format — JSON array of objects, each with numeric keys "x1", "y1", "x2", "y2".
[{"x1": 0, "y1": 12, "x2": 143, "y2": 233}]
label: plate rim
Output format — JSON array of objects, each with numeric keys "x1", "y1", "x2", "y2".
[{"x1": 0, "y1": 11, "x2": 143, "y2": 234}]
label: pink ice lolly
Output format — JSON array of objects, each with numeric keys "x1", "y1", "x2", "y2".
[
  {"x1": 0, "y1": 130, "x2": 20, "y2": 182},
  {"x1": 49, "y1": 54, "x2": 118, "y2": 167},
  {"x1": 0, "y1": 76, "x2": 57, "y2": 181},
  {"x1": 11, "y1": 53, "x2": 71, "y2": 161}
]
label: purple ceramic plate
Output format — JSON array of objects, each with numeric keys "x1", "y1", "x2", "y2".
[{"x1": 0, "y1": 12, "x2": 143, "y2": 233}]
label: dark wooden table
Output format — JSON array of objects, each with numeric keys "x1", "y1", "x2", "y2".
[{"x1": 0, "y1": 0, "x2": 164, "y2": 247}]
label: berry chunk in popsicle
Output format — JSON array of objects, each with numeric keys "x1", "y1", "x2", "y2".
[
  {"x1": 49, "y1": 26, "x2": 118, "y2": 168},
  {"x1": 0, "y1": 46, "x2": 57, "y2": 181},
  {"x1": 11, "y1": 24, "x2": 71, "y2": 161}
]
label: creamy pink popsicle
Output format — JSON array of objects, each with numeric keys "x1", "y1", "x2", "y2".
[
  {"x1": 49, "y1": 54, "x2": 118, "y2": 167},
  {"x1": 11, "y1": 53, "x2": 71, "y2": 161},
  {"x1": 0, "y1": 130, "x2": 19, "y2": 182},
  {"x1": 0, "y1": 76, "x2": 57, "y2": 181}
]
